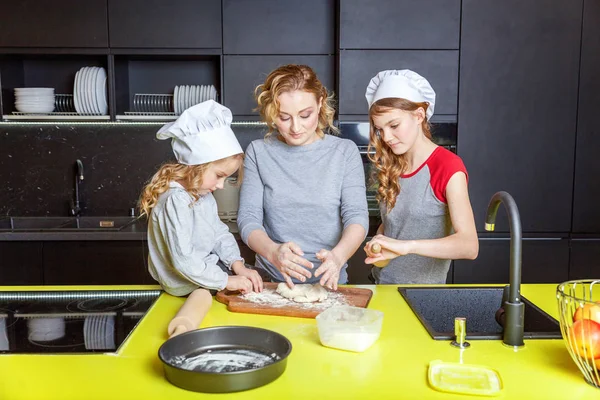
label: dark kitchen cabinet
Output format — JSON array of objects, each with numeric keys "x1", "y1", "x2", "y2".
[
  {"x1": 108, "y1": 0, "x2": 221, "y2": 49},
  {"x1": 457, "y1": 0, "x2": 582, "y2": 233},
  {"x1": 339, "y1": 50, "x2": 458, "y2": 116},
  {"x1": 223, "y1": 55, "x2": 335, "y2": 116},
  {"x1": 572, "y1": 0, "x2": 600, "y2": 233},
  {"x1": 0, "y1": 1, "x2": 108, "y2": 48},
  {"x1": 454, "y1": 237, "x2": 570, "y2": 284},
  {"x1": 223, "y1": 0, "x2": 335, "y2": 55},
  {"x1": 569, "y1": 239, "x2": 600, "y2": 280},
  {"x1": 340, "y1": 0, "x2": 460, "y2": 50},
  {"x1": 0, "y1": 242, "x2": 43, "y2": 285},
  {"x1": 43, "y1": 241, "x2": 151, "y2": 285}
]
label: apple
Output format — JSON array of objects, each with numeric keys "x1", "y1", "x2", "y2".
[
  {"x1": 573, "y1": 302, "x2": 600, "y2": 324},
  {"x1": 569, "y1": 319, "x2": 600, "y2": 360}
]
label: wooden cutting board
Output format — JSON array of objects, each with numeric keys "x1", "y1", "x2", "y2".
[{"x1": 215, "y1": 282, "x2": 373, "y2": 319}]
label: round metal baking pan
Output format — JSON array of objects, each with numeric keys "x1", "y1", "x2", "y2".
[{"x1": 158, "y1": 326, "x2": 292, "y2": 393}]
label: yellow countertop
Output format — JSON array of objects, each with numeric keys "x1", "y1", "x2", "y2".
[{"x1": 0, "y1": 284, "x2": 598, "y2": 400}]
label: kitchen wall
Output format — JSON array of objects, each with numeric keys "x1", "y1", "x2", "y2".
[{"x1": 0, "y1": 123, "x2": 266, "y2": 216}]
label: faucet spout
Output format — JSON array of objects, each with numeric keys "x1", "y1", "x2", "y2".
[
  {"x1": 71, "y1": 159, "x2": 84, "y2": 217},
  {"x1": 485, "y1": 191, "x2": 524, "y2": 347},
  {"x1": 76, "y1": 159, "x2": 84, "y2": 180}
]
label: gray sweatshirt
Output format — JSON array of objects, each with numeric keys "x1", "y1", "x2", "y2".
[
  {"x1": 237, "y1": 134, "x2": 369, "y2": 284},
  {"x1": 147, "y1": 182, "x2": 243, "y2": 296}
]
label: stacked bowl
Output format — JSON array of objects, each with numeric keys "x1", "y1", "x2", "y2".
[{"x1": 14, "y1": 88, "x2": 55, "y2": 113}]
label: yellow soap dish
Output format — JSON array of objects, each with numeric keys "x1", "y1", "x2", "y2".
[{"x1": 428, "y1": 360, "x2": 503, "y2": 397}]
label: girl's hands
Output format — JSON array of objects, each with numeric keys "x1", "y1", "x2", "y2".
[
  {"x1": 232, "y1": 261, "x2": 263, "y2": 292},
  {"x1": 314, "y1": 249, "x2": 344, "y2": 290},
  {"x1": 364, "y1": 235, "x2": 408, "y2": 265},
  {"x1": 270, "y1": 242, "x2": 314, "y2": 288},
  {"x1": 226, "y1": 275, "x2": 253, "y2": 294}
]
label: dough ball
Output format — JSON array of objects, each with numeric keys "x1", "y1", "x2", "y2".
[{"x1": 276, "y1": 283, "x2": 328, "y2": 303}]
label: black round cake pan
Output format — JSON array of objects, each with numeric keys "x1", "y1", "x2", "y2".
[{"x1": 158, "y1": 326, "x2": 292, "y2": 393}]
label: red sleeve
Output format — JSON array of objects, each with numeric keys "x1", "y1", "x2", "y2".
[{"x1": 428, "y1": 147, "x2": 468, "y2": 203}]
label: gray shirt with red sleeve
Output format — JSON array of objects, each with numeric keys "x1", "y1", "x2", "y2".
[{"x1": 371, "y1": 147, "x2": 468, "y2": 284}]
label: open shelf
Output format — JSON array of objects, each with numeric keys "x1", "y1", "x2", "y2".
[
  {"x1": 113, "y1": 54, "x2": 221, "y2": 120},
  {"x1": 0, "y1": 54, "x2": 110, "y2": 119}
]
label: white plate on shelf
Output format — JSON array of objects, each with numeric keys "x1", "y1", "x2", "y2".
[
  {"x1": 73, "y1": 69, "x2": 82, "y2": 114},
  {"x1": 185, "y1": 85, "x2": 191, "y2": 111},
  {"x1": 79, "y1": 67, "x2": 88, "y2": 114},
  {"x1": 173, "y1": 86, "x2": 179, "y2": 114},
  {"x1": 82, "y1": 67, "x2": 92, "y2": 114},
  {"x1": 93, "y1": 67, "x2": 105, "y2": 115},
  {"x1": 183, "y1": 85, "x2": 192, "y2": 111},
  {"x1": 193, "y1": 85, "x2": 202, "y2": 106},
  {"x1": 87, "y1": 67, "x2": 98, "y2": 114},
  {"x1": 88, "y1": 67, "x2": 99, "y2": 114}
]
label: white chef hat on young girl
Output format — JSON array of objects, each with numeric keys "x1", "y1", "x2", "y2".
[
  {"x1": 365, "y1": 69, "x2": 436, "y2": 120},
  {"x1": 157, "y1": 100, "x2": 243, "y2": 165}
]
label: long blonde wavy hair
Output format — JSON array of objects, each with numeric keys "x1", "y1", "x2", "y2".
[
  {"x1": 138, "y1": 154, "x2": 244, "y2": 217},
  {"x1": 368, "y1": 98, "x2": 433, "y2": 212},
  {"x1": 254, "y1": 64, "x2": 338, "y2": 138}
]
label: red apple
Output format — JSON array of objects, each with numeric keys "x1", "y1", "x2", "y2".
[
  {"x1": 573, "y1": 302, "x2": 600, "y2": 324},
  {"x1": 569, "y1": 319, "x2": 600, "y2": 360}
]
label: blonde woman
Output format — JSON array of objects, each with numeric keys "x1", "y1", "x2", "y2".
[
  {"x1": 237, "y1": 64, "x2": 369, "y2": 290},
  {"x1": 139, "y1": 100, "x2": 262, "y2": 296},
  {"x1": 363, "y1": 70, "x2": 479, "y2": 284}
]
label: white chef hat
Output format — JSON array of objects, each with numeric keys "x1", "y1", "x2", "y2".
[
  {"x1": 365, "y1": 69, "x2": 436, "y2": 120},
  {"x1": 157, "y1": 100, "x2": 243, "y2": 165}
]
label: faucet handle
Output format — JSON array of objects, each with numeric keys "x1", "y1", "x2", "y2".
[{"x1": 451, "y1": 317, "x2": 470, "y2": 349}]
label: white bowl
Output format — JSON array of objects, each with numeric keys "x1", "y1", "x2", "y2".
[
  {"x1": 316, "y1": 306, "x2": 383, "y2": 352},
  {"x1": 27, "y1": 317, "x2": 65, "y2": 342},
  {"x1": 15, "y1": 104, "x2": 55, "y2": 113},
  {"x1": 14, "y1": 87, "x2": 54, "y2": 92}
]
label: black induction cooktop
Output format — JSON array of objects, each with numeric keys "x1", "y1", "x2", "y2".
[{"x1": 0, "y1": 290, "x2": 161, "y2": 354}]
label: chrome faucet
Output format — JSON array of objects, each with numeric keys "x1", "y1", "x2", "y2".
[
  {"x1": 485, "y1": 191, "x2": 524, "y2": 347},
  {"x1": 70, "y1": 159, "x2": 84, "y2": 217}
]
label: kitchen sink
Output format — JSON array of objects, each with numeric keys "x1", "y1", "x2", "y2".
[
  {"x1": 0, "y1": 216, "x2": 138, "y2": 232},
  {"x1": 398, "y1": 286, "x2": 561, "y2": 340}
]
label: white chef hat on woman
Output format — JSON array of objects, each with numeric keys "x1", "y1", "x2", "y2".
[
  {"x1": 157, "y1": 100, "x2": 243, "y2": 165},
  {"x1": 365, "y1": 69, "x2": 436, "y2": 120}
]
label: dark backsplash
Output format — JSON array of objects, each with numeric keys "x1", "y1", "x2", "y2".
[{"x1": 0, "y1": 122, "x2": 267, "y2": 216}]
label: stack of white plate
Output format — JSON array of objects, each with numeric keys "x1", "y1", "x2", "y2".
[
  {"x1": 173, "y1": 84, "x2": 218, "y2": 114},
  {"x1": 83, "y1": 315, "x2": 115, "y2": 350},
  {"x1": 74, "y1": 66, "x2": 108, "y2": 115},
  {"x1": 14, "y1": 88, "x2": 55, "y2": 113}
]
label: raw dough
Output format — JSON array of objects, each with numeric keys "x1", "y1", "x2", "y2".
[{"x1": 276, "y1": 283, "x2": 328, "y2": 303}]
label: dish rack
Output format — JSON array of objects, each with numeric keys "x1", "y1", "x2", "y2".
[{"x1": 556, "y1": 279, "x2": 600, "y2": 388}]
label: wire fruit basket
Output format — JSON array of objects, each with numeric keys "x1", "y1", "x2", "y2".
[{"x1": 556, "y1": 279, "x2": 600, "y2": 388}]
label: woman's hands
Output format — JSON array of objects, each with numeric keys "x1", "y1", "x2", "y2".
[
  {"x1": 232, "y1": 261, "x2": 263, "y2": 292},
  {"x1": 314, "y1": 249, "x2": 344, "y2": 290},
  {"x1": 364, "y1": 235, "x2": 409, "y2": 265},
  {"x1": 269, "y1": 242, "x2": 314, "y2": 288}
]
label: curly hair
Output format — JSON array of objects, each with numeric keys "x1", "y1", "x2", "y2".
[
  {"x1": 254, "y1": 64, "x2": 338, "y2": 138},
  {"x1": 138, "y1": 154, "x2": 244, "y2": 217},
  {"x1": 367, "y1": 98, "x2": 432, "y2": 212}
]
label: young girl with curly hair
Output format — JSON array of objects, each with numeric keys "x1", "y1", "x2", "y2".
[{"x1": 140, "y1": 100, "x2": 262, "y2": 296}]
